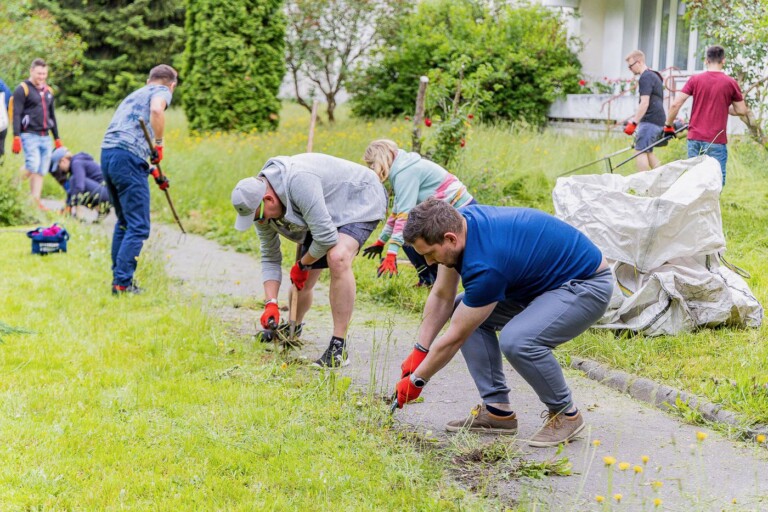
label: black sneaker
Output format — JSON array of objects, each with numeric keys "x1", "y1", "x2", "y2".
[
  {"x1": 311, "y1": 337, "x2": 349, "y2": 368},
  {"x1": 112, "y1": 284, "x2": 142, "y2": 295}
]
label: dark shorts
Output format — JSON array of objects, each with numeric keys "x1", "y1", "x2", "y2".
[
  {"x1": 635, "y1": 122, "x2": 663, "y2": 153},
  {"x1": 301, "y1": 220, "x2": 379, "y2": 269}
]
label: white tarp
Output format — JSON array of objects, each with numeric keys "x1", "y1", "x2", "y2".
[
  {"x1": 553, "y1": 156, "x2": 724, "y2": 273},
  {"x1": 553, "y1": 156, "x2": 763, "y2": 335}
]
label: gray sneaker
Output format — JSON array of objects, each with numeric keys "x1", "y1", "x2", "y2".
[
  {"x1": 529, "y1": 410, "x2": 585, "y2": 447},
  {"x1": 445, "y1": 404, "x2": 518, "y2": 434}
]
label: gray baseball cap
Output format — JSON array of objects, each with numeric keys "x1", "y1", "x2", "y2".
[
  {"x1": 49, "y1": 147, "x2": 68, "y2": 173},
  {"x1": 232, "y1": 177, "x2": 267, "y2": 231}
]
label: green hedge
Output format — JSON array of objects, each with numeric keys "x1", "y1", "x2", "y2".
[{"x1": 181, "y1": 0, "x2": 285, "y2": 133}]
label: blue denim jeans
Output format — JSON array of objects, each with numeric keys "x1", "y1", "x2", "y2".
[
  {"x1": 101, "y1": 148, "x2": 151, "y2": 287},
  {"x1": 688, "y1": 140, "x2": 727, "y2": 186},
  {"x1": 456, "y1": 269, "x2": 613, "y2": 412},
  {"x1": 20, "y1": 132, "x2": 53, "y2": 175}
]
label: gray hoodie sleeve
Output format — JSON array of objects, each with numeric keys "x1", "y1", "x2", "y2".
[
  {"x1": 256, "y1": 222, "x2": 283, "y2": 283},
  {"x1": 289, "y1": 172, "x2": 338, "y2": 258}
]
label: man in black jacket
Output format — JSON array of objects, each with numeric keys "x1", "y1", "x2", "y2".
[{"x1": 11, "y1": 59, "x2": 63, "y2": 210}]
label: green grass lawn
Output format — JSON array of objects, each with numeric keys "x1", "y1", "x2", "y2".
[
  {"x1": 0, "y1": 224, "x2": 481, "y2": 510},
  {"x1": 1, "y1": 102, "x2": 766, "y2": 506}
]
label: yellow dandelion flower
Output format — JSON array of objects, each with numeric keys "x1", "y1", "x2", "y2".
[
  {"x1": 592, "y1": 439, "x2": 601, "y2": 447},
  {"x1": 234, "y1": 280, "x2": 240, "y2": 285},
  {"x1": 595, "y1": 495, "x2": 605, "y2": 503},
  {"x1": 471, "y1": 408, "x2": 480, "y2": 417},
  {"x1": 614, "y1": 493, "x2": 623, "y2": 502},
  {"x1": 603, "y1": 456, "x2": 616, "y2": 466},
  {"x1": 651, "y1": 480, "x2": 663, "y2": 490},
  {"x1": 696, "y1": 431, "x2": 708, "y2": 442},
  {"x1": 653, "y1": 498, "x2": 662, "y2": 507},
  {"x1": 641, "y1": 455, "x2": 650, "y2": 464},
  {"x1": 633, "y1": 465, "x2": 643, "y2": 474},
  {"x1": 280, "y1": 362, "x2": 287, "y2": 370},
  {"x1": 756, "y1": 434, "x2": 766, "y2": 443},
  {"x1": 618, "y1": 462, "x2": 630, "y2": 471}
]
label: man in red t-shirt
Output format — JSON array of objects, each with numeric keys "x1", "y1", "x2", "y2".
[{"x1": 664, "y1": 46, "x2": 748, "y2": 186}]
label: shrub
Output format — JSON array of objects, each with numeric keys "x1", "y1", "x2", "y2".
[
  {"x1": 348, "y1": 0, "x2": 582, "y2": 126},
  {"x1": 0, "y1": 170, "x2": 34, "y2": 227},
  {"x1": 182, "y1": 0, "x2": 285, "y2": 133}
]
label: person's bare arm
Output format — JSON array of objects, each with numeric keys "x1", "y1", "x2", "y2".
[
  {"x1": 632, "y1": 95, "x2": 650, "y2": 124},
  {"x1": 149, "y1": 96, "x2": 168, "y2": 141},
  {"x1": 417, "y1": 265, "x2": 461, "y2": 349},
  {"x1": 665, "y1": 92, "x2": 690, "y2": 125},
  {"x1": 729, "y1": 100, "x2": 748, "y2": 117},
  {"x1": 414, "y1": 300, "x2": 497, "y2": 381}
]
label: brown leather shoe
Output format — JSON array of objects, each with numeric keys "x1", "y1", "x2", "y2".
[
  {"x1": 529, "y1": 410, "x2": 585, "y2": 447},
  {"x1": 445, "y1": 404, "x2": 518, "y2": 434}
]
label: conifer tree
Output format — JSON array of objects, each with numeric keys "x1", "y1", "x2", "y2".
[
  {"x1": 182, "y1": 0, "x2": 284, "y2": 132},
  {"x1": 33, "y1": 0, "x2": 186, "y2": 110}
]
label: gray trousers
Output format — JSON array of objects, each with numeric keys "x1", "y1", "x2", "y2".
[{"x1": 456, "y1": 269, "x2": 613, "y2": 412}]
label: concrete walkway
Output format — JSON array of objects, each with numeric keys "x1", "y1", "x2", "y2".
[{"x1": 141, "y1": 225, "x2": 768, "y2": 511}]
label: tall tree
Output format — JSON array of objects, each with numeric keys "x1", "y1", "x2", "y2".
[
  {"x1": 0, "y1": 0, "x2": 85, "y2": 87},
  {"x1": 687, "y1": 0, "x2": 768, "y2": 144},
  {"x1": 33, "y1": 0, "x2": 185, "y2": 110},
  {"x1": 182, "y1": 0, "x2": 284, "y2": 133},
  {"x1": 284, "y1": 0, "x2": 406, "y2": 123}
]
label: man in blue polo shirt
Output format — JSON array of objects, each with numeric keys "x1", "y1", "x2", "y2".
[{"x1": 394, "y1": 198, "x2": 613, "y2": 447}]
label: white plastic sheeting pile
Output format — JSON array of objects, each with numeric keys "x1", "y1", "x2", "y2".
[{"x1": 553, "y1": 156, "x2": 763, "y2": 336}]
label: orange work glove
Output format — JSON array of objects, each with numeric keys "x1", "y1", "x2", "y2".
[
  {"x1": 400, "y1": 344, "x2": 429, "y2": 379},
  {"x1": 151, "y1": 145, "x2": 163, "y2": 165},
  {"x1": 396, "y1": 376, "x2": 423, "y2": 409},
  {"x1": 12, "y1": 136, "x2": 21, "y2": 154},
  {"x1": 377, "y1": 253, "x2": 398, "y2": 278},
  {"x1": 260, "y1": 301, "x2": 280, "y2": 329}
]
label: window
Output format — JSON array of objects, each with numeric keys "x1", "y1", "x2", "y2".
[{"x1": 638, "y1": 0, "x2": 698, "y2": 72}]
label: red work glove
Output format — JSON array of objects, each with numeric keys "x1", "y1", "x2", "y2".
[
  {"x1": 54, "y1": 139, "x2": 63, "y2": 149},
  {"x1": 362, "y1": 240, "x2": 385, "y2": 259},
  {"x1": 396, "y1": 376, "x2": 423, "y2": 409},
  {"x1": 12, "y1": 136, "x2": 21, "y2": 154},
  {"x1": 149, "y1": 166, "x2": 169, "y2": 190},
  {"x1": 623, "y1": 121, "x2": 637, "y2": 136},
  {"x1": 290, "y1": 261, "x2": 309, "y2": 291},
  {"x1": 663, "y1": 124, "x2": 676, "y2": 138},
  {"x1": 151, "y1": 145, "x2": 163, "y2": 164},
  {"x1": 260, "y1": 302, "x2": 279, "y2": 329},
  {"x1": 377, "y1": 253, "x2": 398, "y2": 278},
  {"x1": 401, "y1": 344, "x2": 429, "y2": 379}
]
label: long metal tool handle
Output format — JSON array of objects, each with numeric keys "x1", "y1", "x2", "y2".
[
  {"x1": 138, "y1": 119, "x2": 186, "y2": 233},
  {"x1": 612, "y1": 124, "x2": 689, "y2": 171},
  {"x1": 289, "y1": 100, "x2": 320, "y2": 340}
]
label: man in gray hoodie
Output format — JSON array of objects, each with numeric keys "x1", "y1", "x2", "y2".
[{"x1": 232, "y1": 153, "x2": 387, "y2": 368}]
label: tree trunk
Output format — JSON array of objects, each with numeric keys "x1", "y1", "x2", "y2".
[{"x1": 326, "y1": 93, "x2": 336, "y2": 123}]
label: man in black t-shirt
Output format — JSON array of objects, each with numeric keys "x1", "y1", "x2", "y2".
[{"x1": 624, "y1": 50, "x2": 665, "y2": 171}]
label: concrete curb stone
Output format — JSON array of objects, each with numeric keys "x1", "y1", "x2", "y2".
[{"x1": 571, "y1": 356, "x2": 768, "y2": 440}]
